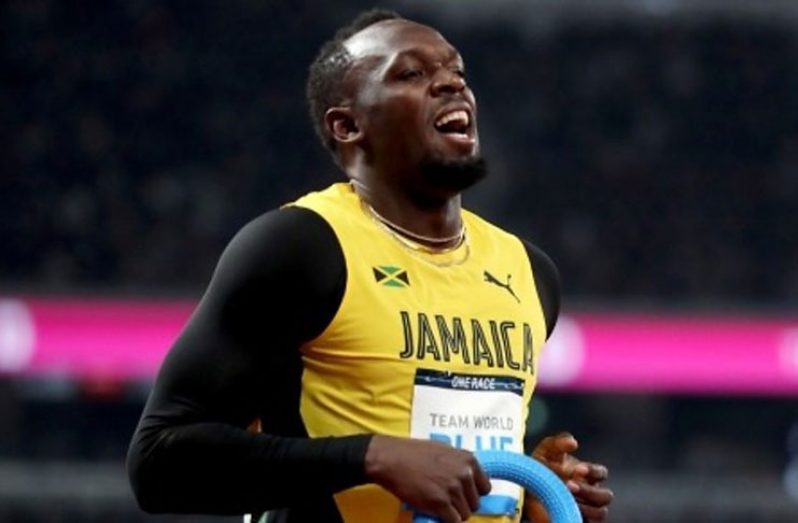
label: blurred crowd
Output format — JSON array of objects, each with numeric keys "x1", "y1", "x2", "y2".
[
  {"x1": 3, "y1": 3, "x2": 798, "y2": 521},
  {"x1": 3, "y1": 0, "x2": 797, "y2": 305}
]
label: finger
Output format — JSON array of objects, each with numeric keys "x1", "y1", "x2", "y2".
[
  {"x1": 581, "y1": 463, "x2": 609, "y2": 483},
  {"x1": 569, "y1": 459, "x2": 590, "y2": 478},
  {"x1": 440, "y1": 503, "x2": 464, "y2": 523},
  {"x1": 574, "y1": 483, "x2": 614, "y2": 507},
  {"x1": 449, "y1": 487, "x2": 473, "y2": 522},
  {"x1": 577, "y1": 503, "x2": 610, "y2": 522},
  {"x1": 471, "y1": 459, "x2": 492, "y2": 495},
  {"x1": 462, "y1": 467, "x2": 482, "y2": 512},
  {"x1": 542, "y1": 452, "x2": 586, "y2": 480},
  {"x1": 551, "y1": 431, "x2": 579, "y2": 453},
  {"x1": 535, "y1": 455, "x2": 581, "y2": 482},
  {"x1": 534, "y1": 432, "x2": 579, "y2": 461}
]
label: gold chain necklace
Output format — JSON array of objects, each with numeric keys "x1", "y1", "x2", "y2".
[
  {"x1": 350, "y1": 182, "x2": 471, "y2": 266},
  {"x1": 365, "y1": 203, "x2": 465, "y2": 247},
  {"x1": 372, "y1": 214, "x2": 467, "y2": 254},
  {"x1": 350, "y1": 179, "x2": 465, "y2": 248},
  {"x1": 373, "y1": 215, "x2": 472, "y2": 266}
]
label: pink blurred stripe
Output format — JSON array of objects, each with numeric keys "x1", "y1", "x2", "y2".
[
  {"x1": 543, "y1": 313, "x2": 798, "y2": 395},
  {"x1": 3, "y1": 297, "x2": 798, "y2": 394},
  {"x1": 24, "y1": 297, "x2": 193, "y2": 379}
]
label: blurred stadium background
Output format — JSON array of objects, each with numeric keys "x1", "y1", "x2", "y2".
[{"x1": 2, "y1": 0, "x2": 798, "y2": 521}]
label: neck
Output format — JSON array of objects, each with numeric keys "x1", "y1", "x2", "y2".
[{"x1": 348, "y1": 175, "x2": 464, "y2": 249}]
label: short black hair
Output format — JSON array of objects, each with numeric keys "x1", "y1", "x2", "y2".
[{"x1": 306, "y1": 8, "x2": 402, "y2": 158}]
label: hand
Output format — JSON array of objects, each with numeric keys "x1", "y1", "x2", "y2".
[
  {"x1": 364, "y1": 435, "x2": 492, "y2": 523},
  {"x1": 524, "y1": 432, "x2": 613, "y2": 523}
]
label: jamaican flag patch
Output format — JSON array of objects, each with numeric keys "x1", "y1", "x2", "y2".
[{"x1": 373, "y1": 265, "x2": 410, "y2": 288}]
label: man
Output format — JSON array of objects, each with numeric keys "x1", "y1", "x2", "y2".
[{"x1": 127, "y1": 9, "x2": 613, "y2": 523}]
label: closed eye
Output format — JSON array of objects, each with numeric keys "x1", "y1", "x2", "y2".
[{"x1": 400, "y1": 69, "x2": 425, "y2": 81}]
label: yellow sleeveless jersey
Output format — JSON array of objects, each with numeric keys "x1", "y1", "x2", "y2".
[{"x1": 290, "y1": 183, "x2": 549, "y2": 523}]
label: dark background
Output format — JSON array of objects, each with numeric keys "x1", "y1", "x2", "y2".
[{"x1": 2, "y1": 1, "x2": 797, "y2": 521}]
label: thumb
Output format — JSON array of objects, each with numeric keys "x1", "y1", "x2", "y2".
[{"x1": 534, "y1": 432, "x2": 579, "y2": 462}]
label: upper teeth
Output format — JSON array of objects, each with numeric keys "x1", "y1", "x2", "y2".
[{"x1": 435, "y1": 110, "x2": 469, "y2": 129}]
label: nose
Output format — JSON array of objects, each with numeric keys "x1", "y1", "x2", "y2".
[{"x1": 430, "y1": 69, "x2": 466, "y2": 96}]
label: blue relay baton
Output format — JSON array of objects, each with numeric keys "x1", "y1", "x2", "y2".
[{"x1": 413, "y1": 450, "x2": 581, "y2": 523}]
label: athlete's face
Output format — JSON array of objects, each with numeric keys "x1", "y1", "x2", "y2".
[{"x1": 343, "y1": 20, "x2": 480, "y2": 179}]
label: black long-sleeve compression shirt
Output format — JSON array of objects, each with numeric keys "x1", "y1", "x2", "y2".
[{"x1": 126, "y1": 206, "x2": 560, "y2": 520}]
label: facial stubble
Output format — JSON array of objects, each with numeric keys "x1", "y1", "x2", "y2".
[{"x1": 418, "y1": 155, "x2": 488, "y2": 193}]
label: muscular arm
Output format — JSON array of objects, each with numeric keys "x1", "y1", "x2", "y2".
[
  {"x1": 126, "y1": 207, "x2": 371, "y2": 514},
  {"x1": 522, "y1": 240, "x2": 561, "y2": 339}
]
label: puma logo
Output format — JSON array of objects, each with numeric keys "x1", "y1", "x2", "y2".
[{"x1": 483, "y1": 271, "x2": 520, "y2": 303}]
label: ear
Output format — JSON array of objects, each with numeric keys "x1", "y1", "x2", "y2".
[{"x1": 325, "y1": 106, "x2": 363, "y2": 145}]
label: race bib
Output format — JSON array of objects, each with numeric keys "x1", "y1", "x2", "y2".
[{"x1": 410, "y1": 369, "x2": 525, "y2": 516}]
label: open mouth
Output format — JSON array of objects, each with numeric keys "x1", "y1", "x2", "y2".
[{"x1": 433, "y1": 109, "x2": 472, "y2": 140}]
